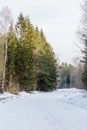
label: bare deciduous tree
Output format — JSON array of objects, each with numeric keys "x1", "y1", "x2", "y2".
[
  {"x1": 77, "y1": 0, "x2": 87, "y2": 89},
  {"x1": 0, "y1": 7, "x2": 12, "y2": 92}
]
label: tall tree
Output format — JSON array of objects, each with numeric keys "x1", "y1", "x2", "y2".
[
  {"x1": 36, "y1": 30, "x2": 58, "y2": 91},
  {"x1": 6, "y1": 22, "x2": 18, "y2": 88},
  {"x1": 5, "y1": 12, "x2": 59, "y2": 92},
  {"x1": 0, "y1": 7, "x2": 12, "y2": 92},
  {"x1": 15, "y1": 13, "x2": 35, "y2": 91},
  {"x1": 78, "y1": 0, "x2": 87, "y2": 90}
]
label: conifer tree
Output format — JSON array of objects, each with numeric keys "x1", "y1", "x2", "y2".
[
  {"x1": 15, "y1": 13, "x2": 35, "y2": 91},
  {"x1": 6, "y1": 22, "x2": 18, "y2": 88},
  {"x1": 5, "y1": 13, "x2": 59, "y2": 92},
  {"x1": 36, "y1": 30, "x2": 58, "y2": 91}
]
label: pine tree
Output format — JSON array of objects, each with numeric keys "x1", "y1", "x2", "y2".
[
  {"x1": 36, "y1": 30, "x2": 58, "y2": 91},
  {"x1": 5, "y1": 13, "x2": 59, "y2": 92},
  {"x1": 6, "y1": 22, "x2": 18, "y2": 88},
  {"x1": 15, "y1": 13, "x2": 35, "y2": 91}
]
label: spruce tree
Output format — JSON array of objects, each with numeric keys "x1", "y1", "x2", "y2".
[
  {"x1": 6, "y1": 22, "x2": 18, "y2": 88},
  {"x1": 5, "y1": 13, "x2": 59, "y2": 92},
  {"x1": 15, "y1": 13, "x2": 35, "y2": 91},
  {"x1": 36, "y1": 30, "x2": 58, "y2": 91}
]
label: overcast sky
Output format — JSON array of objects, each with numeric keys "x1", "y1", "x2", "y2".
[{"x1": 0, "y1": 0, "x2": 81, "y2": 64}]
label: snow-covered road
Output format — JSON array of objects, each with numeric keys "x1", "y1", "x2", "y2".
[{"x1": 0, "y1": 88, "x2": 87, "y2": 130}]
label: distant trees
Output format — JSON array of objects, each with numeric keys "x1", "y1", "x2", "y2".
[
  {"x1": 59, "y1": 63, "x2": 71, "y2": 88},
  {"x1": 0, "y1": 11, "x2": 59, "y2": 92},
  {"x1": 74, "y1": 63, "x2": 83, "y2": 89},
  {"x1": 59, "y1": 63, "x2": 83, "y2": 89}
]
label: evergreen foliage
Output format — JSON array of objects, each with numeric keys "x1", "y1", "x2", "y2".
[
  {"x1": 6, "y1": 22, "x2": 18, "y2": 90},
  {"x1": 59, "y1": 63, "x2": 71, "y2": 88},
  {"x1": 5, "y1": 13, "x2": 59, "y2": 92}
]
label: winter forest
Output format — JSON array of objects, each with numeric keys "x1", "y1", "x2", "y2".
[
  {"x1": 0, "y1": 4, "x2": 87, "y2": 94},
  {"x1": 0, "y1": 0, "x2": 87, "y2": 130},
  {"x1": 0, "y1": 8, "x2": 59, "y2": 93}
]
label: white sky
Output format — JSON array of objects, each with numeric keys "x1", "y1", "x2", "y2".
[{"x1": 0, "y1": 0, "x2": 81, "y2": 64}]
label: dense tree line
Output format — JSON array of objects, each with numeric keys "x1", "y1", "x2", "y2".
[
  {"x1": 58, "y1": 63, "x2": 83, "y2": 89},
  {"x1": 59, "y1": 63, "x2": 71, "y2": 88},
  {"x1": 0, "y1": 12, "x2": 59, "y2": 92}
]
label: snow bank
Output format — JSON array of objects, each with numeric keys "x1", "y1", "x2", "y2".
[{"x1": 60, "y1": 88, "x2": 87, "y2": 109}]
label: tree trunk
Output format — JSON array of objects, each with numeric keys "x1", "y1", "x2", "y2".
[{"x1": 2, "y1": 37, "x2": 7, "y2": 92}]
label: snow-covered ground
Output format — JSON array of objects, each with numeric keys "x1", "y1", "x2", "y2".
[{"x1": 0, "y1": 88, "x2": 87, "y2": 130}]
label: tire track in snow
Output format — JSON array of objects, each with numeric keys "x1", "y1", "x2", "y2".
[
  {"x1": 38, "y1": 99, "x2": 67, "y2": 130},
  {"x1": 38, "y1": 97, "x2": 86, "y2": 130}
]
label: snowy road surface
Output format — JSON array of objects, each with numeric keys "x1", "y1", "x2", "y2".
[{"x1": 0, "y1": 88, "x2": 87, "y2": 130}]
